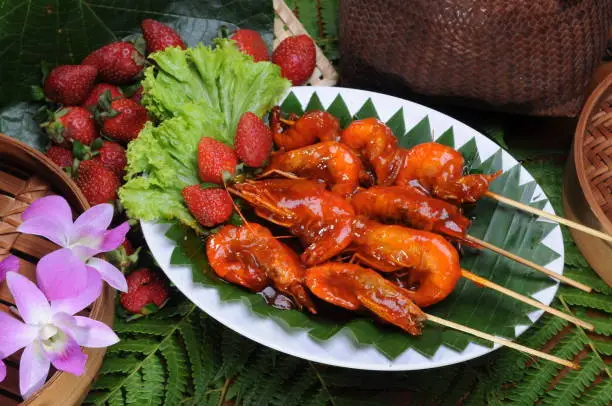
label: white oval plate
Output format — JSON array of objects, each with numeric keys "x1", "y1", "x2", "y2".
[{"x1": 142, "y1": 86, "x2": 564, "y2": 371}]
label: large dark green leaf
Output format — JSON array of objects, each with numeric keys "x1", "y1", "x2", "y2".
[
  {"x1": 0, "y1": 0, "x2": 273, "y2": 150},
  {"x1": 166, "y1": 90, "x2": 560, "y2": 359}
]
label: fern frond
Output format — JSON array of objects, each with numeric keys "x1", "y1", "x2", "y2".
[
  {"x1": 108, "y1": 337, "x2": 160, "y2": 354},
  {"x1": 177, "y1": 312, "x2": 208, "y2": 398},
  {"x1": 560, "y1": 291, "x2": 612, "y2": 313},
  {"x1": 274, "y1": 367, "x2": 319, "y2": 406},
  {"x1": 216, "y1": 326, "x2": 258, "y2": 379},
  {"x1": 563, "y1": 267, "x2": 612, "y2": 295},
  {"x1": 142, "y1": 355, "x2": 166, "y2": 406},
  {"x1": 541, "y1": 354, "x2": 603, "y2": 406},
  {"x1": 303, "y1": 386, "x2": 331, "y2": 406},
  {"x1": 107, "y1": 389, "x2": 125, "y2": 406},
  {"x1": 92, "y1": 375, "x2": 126, "y2": 391},
  {"x1": 506, "y1": 330, "x2": 586, "y2": 404},
  {"x1": 581, "y1": 379, "x2": 612, "y2": 406},
  {"x1": 296, "y1": 0, "x2": 321, "y2": 41},
  {"x1": 159, "y1": 334, "x2": 188, "y2": 405},
  {"x1": 124, "y1": 370, "x2": 146, "y2": 405},
  {"x1": 319, "y1": 0, "x2": 338, "y2": 38},
  {"x1": 100, "y1": 355, "x2": 142, "y2": 374},
  {"x1": 573, "y1": 308, "x2": 612, "y2": 336},
  {"x1": 234, "y1": 350, "x2": 277, "y2": 405},
  {"x1": 592, "y1": 339, "x2": 612, "y2": 356},
  {"x1": 114, "y1": 318, "x2": 175, "y2": 336}
]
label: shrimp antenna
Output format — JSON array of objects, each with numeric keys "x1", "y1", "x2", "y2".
[
  {"x1": 258, "y1": 169, "x2": 301, "y2": 180},
  {"x1": 223, "y1": 180, "x2": 255, "y2": 234}
]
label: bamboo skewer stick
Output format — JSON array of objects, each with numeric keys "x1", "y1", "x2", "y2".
[
  {"x1": 466, "y1": 235, "x2": 592, "y2": 293},
  {"x1": 460, "y1": 270, "x2": 594, "y2": 330},
  {"x1": 485, "y1": 191, "x2": 612, "y2": 243},
  {"x1": 425, "y1": 313, "x2": 579, "y2": 369}
]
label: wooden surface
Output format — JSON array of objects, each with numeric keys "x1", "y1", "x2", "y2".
[{"x1": 0, "y1": 134, "x2": 115, "y2": 405}]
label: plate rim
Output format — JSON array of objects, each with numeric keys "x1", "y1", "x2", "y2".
[{"x1": 142, "y1": 85, "x2": 564, "y2": 371}]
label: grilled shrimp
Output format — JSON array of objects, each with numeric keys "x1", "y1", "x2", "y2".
[
  {"x1": 396, "y1": 142, "x2": 501, "y2": 203},
  {"x1": 206, "y1": 223, "x2": 316, "y2": 313},
  {"x1": 350, "y1": 185, "x2": 471, "y2": 241},
  {"x1": 263, "y1": 141, "x2": 363, "y2": 196},
  {"x1": 231, "y1": 179, "x2": 355, "y2": 266},
  {"x1": 340, "y1": 118, "x2": 403, "y2": 185},
  {"x1": 271, "y1": 107, "x2": 341, "y2": 151},
  {"x1": 351, "y1": 217, "x2": 461, "y2": 307},
  {"x1": 305, "y1": 263, "x2": 426, "y2": 335}
]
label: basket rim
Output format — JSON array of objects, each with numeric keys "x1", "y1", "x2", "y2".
[
  {"x1": 0, "y1": 133, "x2": 115, "y2": 405},
  {"x1": 573, "y1": 73, "x2": 612, "y2": 234}
]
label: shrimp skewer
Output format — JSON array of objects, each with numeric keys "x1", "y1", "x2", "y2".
[
  {"x1": 206, "y1": 223, "x2": 316, "y2": 313},
  {"x1": 262, "y1": 141, "x2": 363, "y2": 196},
  {"x1": 350, "y1": 186, "x2": 593, "y2": 292},
  {"x1": 229, "y1": 179, "x2": 355, "y2": 266},
  {"x1": 305, "y1": 262, "x2": 578, "y2": 369},
  {"x1": 350, "y1": 218, "x2": 594, "y2": 329}
]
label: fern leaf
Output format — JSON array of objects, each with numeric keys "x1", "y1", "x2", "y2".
[
  {"x1": 109, "y1": 337, "x2": 160, "y2": 354},
  {"x1": 506, "y1": 330, "x2": 586, "y2": 405},
  {"x1": 234, "y1": 350, "x2": 277, "y2": 405},
  {"x1": 582, "y1": 379, "x2": 612, "y2": 406},
  {"x1": 216, "y1": 326, "x2": 258, "y2": 379},
  {"x1": 159, "y1": 334, "x2": 188, "y2": 405},
  {"x1": 593, "y1": 339, "x2": 612, "y2": 356},
  {"x1": 319, "y1": 0, "x2": 338, "y2": 39},
  {"x1": 296, "y1": 0, "x2": 321, "y2": 41},
  {"x1": 92, "y1": 374, "x2": 126, "y2": 391},
  {"x1": 574, "y1": 308, "x2": 612, "y2": 336},
  {"x1": 124, "y1": 370, "x2": 146, "y2": 405},
  {"x1": 541, "y1": 354, "x2": 604, "y2": 405},
  {"x1": 177, "y1": 312, "x2": 208, "y2": 398},
  {"x1": 303, "y1": 386, "x2": 331, "y2": 406},
  {"x1": 114, "y1": 317, "x2": 175, "y2": 336},
  {"x1": 563, "y1": 267, "x2": 612, "y2": 295},
  {"x1": 240, "y1": 351, "x2": 302, "y2": 406},
  {"x1": 273, "y1": 367, "x2": 319, "y2": 406},
  {"x1": 142, "y1": 355, "x2": 166, "y2": 406},
  {"x1": 107, "y1": 389, "x2": 125, "y2": 406},
  {"x1": 100, "y1": 355, "x2": 142, "y2": 374},
  {"x1": 560, "y1": 291, "x2": 612, "y2": 313},
  {"x1": 150, "y1": 299, "x2": 194, "y2": 319}
]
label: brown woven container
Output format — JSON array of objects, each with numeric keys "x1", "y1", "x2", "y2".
[
  {"x1": 0, "y1": 134, "x2": 115, "y2": 405},
  {"x1": 563, "y1": 73, "x2": 612, "y2": 286},
  {"x1": 340, "y1": 0, "x2": 611, "y2": 117}
]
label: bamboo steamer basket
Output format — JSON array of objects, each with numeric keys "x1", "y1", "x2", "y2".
[
  {"x1": 563, "y1": 72, "x2": 612, "y2": 286},
  {"x1": 0, "y1": 134, "x2": 115, "y2": 405}
]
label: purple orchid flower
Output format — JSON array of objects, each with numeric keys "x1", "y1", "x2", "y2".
[
  {"x1": 17, "y1": 196, "x2": 129, "y2": 296},
  {"x1": 0, "y1": 255, "x2": 20, "y2": 283},
  {"x1": 0, "y1": 271, "x2": 119, "y2": 399}
]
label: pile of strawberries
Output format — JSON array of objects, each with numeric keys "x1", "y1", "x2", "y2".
[{"x1": 39, "y1": 20, "x2": 317, "y2": 314}]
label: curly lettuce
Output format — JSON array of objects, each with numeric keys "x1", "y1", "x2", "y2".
[{"x1": 119, "y1": 40, "x2": 291, "y2": 230}]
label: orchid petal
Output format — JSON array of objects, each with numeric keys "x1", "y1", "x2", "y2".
[
  {"x1": 36, "y1": 249, "x2": 88, "y2": 301},
  {"x1": 0, "y1": 311, "x2": 37, "y2": 357},
  {"x1": 42, "y1": 330, "x2": 87, "y2": 376},
  {"x1": 87, "y1": 258, "x2": 128, "y2": 292},
  {"x1": 50, "y1": 267, "x2": 102, "y2": 316},
  {"x1": 6, "y1": 273, "x2": 51, "y2": 325},
  {"x1": 0, "y1": 255, "x2": 20, "y2": 282},
  {"x1": 20, "y1": 341, "x2": 50, "y2": 400},
  {"x1": 53, "y1": 313, "x2": 119, "y2": 348},
  {"x1": 70, "y1": 241, "x2": 105, "y2": 262},
  {"x1": 73, "y1": 204, "x2": 113, "y2": 232},
  {"x1": 0, "y1": 359, "x2": 5, "y2": 382},
  {"x1": 100, "y1": 222, "x2": 129, "y2": 252},
  {"x1": 17, "y1": 196, "x2": 72, "y2": 247}
]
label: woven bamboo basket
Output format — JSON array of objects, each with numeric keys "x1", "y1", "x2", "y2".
[
  {"x1": 273, "y1": 0, "x2": 338, "y2": 86},
  {"x1": 563, "y1": 72, "x2": 612, "y2": 286},
  {"x1": 0, "y1": 134, "x2": 115, "y2": 405}
]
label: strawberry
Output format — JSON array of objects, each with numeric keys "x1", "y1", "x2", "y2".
[
  {"x1": 43, "y1": 64, "x2": 98, "y2": 105},
  {"x1": 272, "y1": 35, "x2": 316, "y2": 85},
  {"x1": 197, "y1": 137, "x2": 238, "y2": 184},
  {"x1": 45, "y1": 146, "x2": 73, "y2": 169},
  {"x1": 42, "y1": 107, "x2": 97, "y2": 147},
  {"x1": 182, "y1": 185, "x2": 233, "y2": 227},
  {"x1": 98, "y1": 98, "x2": 149, "y2": 143},
  {"x1": 231, "y1": 29, "x2": 269, "y2": 62},
  {"x1": 94, "y1": 141, "x2": 127, "y2": 177},
  {"x1": 235, "y1": 112, "x2": 272, "y2": 167},
  {"x1": 82, "y1": 42, "x2": 145, "y2": 84},
  {"x1": 120, "y1": 268, "x2": 169, "y2": 314},
  {"x1": 140, "y1": 19, "x2": 186, "y2": 54},
  {"x1": 82, "y1": 83, "x2": 123, "y2": 110},
  {"x1": 74, "y1": 159, "x2": 120, "y2": 205}
]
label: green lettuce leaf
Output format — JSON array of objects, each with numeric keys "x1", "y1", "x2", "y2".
[
  {"x1": 142, "y1": 39, "x2": 291, "y2": 144},
  {"x1": 120, "y1": 40, "x2": 290, "y2": 230}
]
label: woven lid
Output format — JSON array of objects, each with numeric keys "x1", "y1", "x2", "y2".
[{"x1": 575, "y1": 73, "x2": 612, "y2": 232}]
